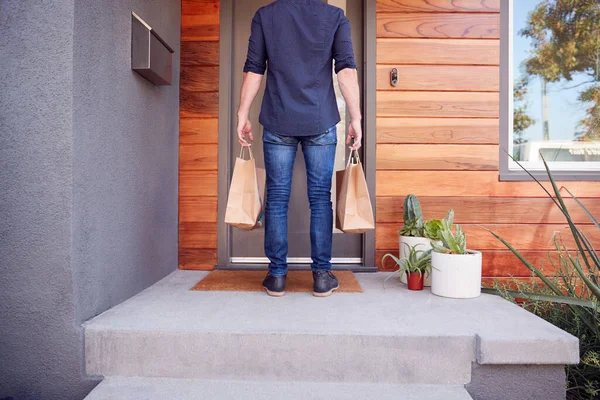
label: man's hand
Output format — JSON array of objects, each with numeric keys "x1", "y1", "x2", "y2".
[
  {"x1": 346, "y1": 119, "x2": 362, "y2": 150},
  {"x1": 237, "y1": 117, "x2": 254, "y2": 147}
]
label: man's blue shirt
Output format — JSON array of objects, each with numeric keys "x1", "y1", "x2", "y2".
[{"x1": 243, "y1": 0, "x2": 357, "y2": 136}]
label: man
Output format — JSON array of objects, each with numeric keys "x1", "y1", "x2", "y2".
[{"x1": 236, "y1": 0, "x2": 362, "y2": 297}]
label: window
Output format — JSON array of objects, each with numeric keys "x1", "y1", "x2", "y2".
[{"x1": 500, "y1": 0, "x2": 600, "y2": 181}]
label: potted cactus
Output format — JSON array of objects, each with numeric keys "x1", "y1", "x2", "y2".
[
  {"x1": 398, "y1": 194, "x2": 442, "y2": 286},
  {"x1": 382, "y1": 244, "x2": 432, "y2": 291},
  {"x1": 430, "y1": 210, "x2": 482, "y2": 299}
]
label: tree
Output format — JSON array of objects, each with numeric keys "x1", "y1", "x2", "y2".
[
  {"x1": 513, "y1": 76, "x2": 536, "y2": 159},
  {"x1": 520, "y1": 0, "x2": 600, "y2": 141},
  {"x1": 577, "y1": 85, "x2": 600, "y2": 141}
]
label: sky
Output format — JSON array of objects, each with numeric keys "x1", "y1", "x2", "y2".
[{"x1": 513, "y1": 0, "x2": 595, "y2": 143}]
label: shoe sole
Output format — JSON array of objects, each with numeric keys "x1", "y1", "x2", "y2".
[
  {"x1": 263, "y1": 287, "x2": 285, "y2": 297},
  {"x1": 312, "y1": 285, "x2": 340, "y2": 298}
]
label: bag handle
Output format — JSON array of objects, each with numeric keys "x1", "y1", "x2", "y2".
[
  {"x1": 239, "y1": 145, "x2": 254, "y2": 160},
  {"x1": 346, "y1": 149, "x2": 361, "y2": 168}
]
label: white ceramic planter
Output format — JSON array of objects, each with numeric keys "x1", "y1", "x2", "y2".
[
  {"x1": 431, "y1": 250, "x2": 482, "y2": 299},
  {"x1": 399, "y1": 236, "x2": 434, "y2": 287}
]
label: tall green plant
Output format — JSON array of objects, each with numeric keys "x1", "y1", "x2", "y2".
[
  {"x1": 483, "y1": 154, "x2": 600, "y2": 313},
  {"x1": 399, "y1": 194, "x2": 424, "y2": 237},
  {"x1": 483, "y1": 153, "x2": 600, "y2": 399}
]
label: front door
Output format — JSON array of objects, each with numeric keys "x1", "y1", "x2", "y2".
[{"x1": 228, "y1": 0, "x2": 364, "y2": 268}]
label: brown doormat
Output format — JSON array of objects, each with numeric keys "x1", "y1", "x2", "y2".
[{"x1": 191, "y1": 270, "x2": 363, "y2": 293}]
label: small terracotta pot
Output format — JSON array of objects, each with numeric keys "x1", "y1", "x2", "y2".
[
  {"x1": 399, "y1": 236, "x2": 434, "y2": 286},
  {"x1": 406, "y1": 272, "x2": 424, "y2": 291}
]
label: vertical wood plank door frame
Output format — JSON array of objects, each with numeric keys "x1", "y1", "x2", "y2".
[
  {"x1": 216, "y1": 0, "x2": 233, "y2": 267},
  {"x1": 216, "y1": 0, "x2": 377, "y2": 270}
]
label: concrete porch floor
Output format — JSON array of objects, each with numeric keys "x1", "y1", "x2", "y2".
[{"x1": 84, "y1": 270, "x2": 579, "y2": 399}]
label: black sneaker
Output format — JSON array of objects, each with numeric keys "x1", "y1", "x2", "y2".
[
  {"x1": 262, "y1": 273, "x2": 286, "y2": 297},
  {"x1": 312, "y1": 270, "x2": 340, "y2": 297}
]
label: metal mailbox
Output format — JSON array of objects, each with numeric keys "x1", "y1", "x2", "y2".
[{"x1": 131, "y1": 12, "x2": 174, "y2": 86}]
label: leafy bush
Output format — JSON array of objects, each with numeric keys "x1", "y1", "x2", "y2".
[
  {"x1": 484, "y1": 156, "x2": 600, "y2": 400},
  {"x1": 492, "y1": 273, "x2": 600, "y2": 400}
]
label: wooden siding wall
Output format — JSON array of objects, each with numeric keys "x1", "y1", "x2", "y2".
[
  {"x1": 374, "y1": 0, "x2": 600, "y2": 281},
  {"x1": 179, "y1": 0, "x2": 220, "y2": 270},
  {"x1": 177, "y1": 0, "x2": 600, "y2": 273}
]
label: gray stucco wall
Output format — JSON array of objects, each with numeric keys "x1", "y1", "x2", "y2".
[
  {"x1": 0, "y1": 1, "x2": 85, "y2": 398},
  {"x1": 0, "y1": 0, "x2": 180, "y2": 398},
  {"x1": 467, "y1": 363, "x2": 567, "y2": 400},
  {"x1": 72, "y1": 0, "x2": 180, "y2": 329}
]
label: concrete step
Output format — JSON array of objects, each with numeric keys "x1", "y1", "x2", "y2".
[
  {"x1": 85, "y1": 377, "x2": 473, "y2": 400},
  {"x1": 84, "y1": 271, "x2": 578, "y2": 385}
]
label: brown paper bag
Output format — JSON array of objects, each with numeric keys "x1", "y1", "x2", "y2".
[
  {"x1": 254, "y1": 167, "x2": 266, "y2": 228},
  {"x1": 336, "y1": 151, "x2": 375, "y2": 234},
  {"x1": 225, "y1": 146, "x2": 266, "y2": 230}
]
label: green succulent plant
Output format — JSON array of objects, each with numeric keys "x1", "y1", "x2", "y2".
[
  {"x1": 382, "y1": 244, "x2": 432, "y2": 286},
  {"x1": 399, "y1": 220, "x2": 423, "y2": 237},
  {"x1": 431, "y1": 210, "x2": 467, "y2": 255},
  {"x1": 423, "y1": 219, "x2": 443, "y2": 240},
  {"x1": 399, "y1": 194, "x2": 424, "y2": 237}
]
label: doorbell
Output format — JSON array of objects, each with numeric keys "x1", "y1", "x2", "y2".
[{"x1": 390, "y1": 68, "x2": 399, "y2": 87}]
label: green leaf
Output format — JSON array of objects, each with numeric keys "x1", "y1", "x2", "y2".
[
  {"x1": 566, "y1": 252, "x2": 600, "y2": 303},
  {"x1": 578, "y1": 232, "x2": 600, "y2": 273},
  {"x1": 508, "y1": 151, "x2": 600, "y2": 301},
  {"x1": 539, "y1": 154, "x2": 598, "y2": 282},
  {"x1": 446, "y1": 209, "x2": 454, "y2": 227},
  {"x1": 506, "y1": 151, "x2": 561, "y2": 209},
  {"x1": 431, "y1": 241, "x2": 448, "y2": 254},
  {"x1": 381, "y1": 253, "x2": 402, "y2": 269},
  {"x1": 455, "y1": 224, "x2": 466, "y2": 254},
  {"x1": 482, "y1": 227, "x2": 566, "y2": 297},
  {"x1": 563, "y1": 187, "x2": 600, "y2": 230}
]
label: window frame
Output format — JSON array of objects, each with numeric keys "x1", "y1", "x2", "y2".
[{"x1": 499, "y1": 0, "x2": 600, "y2": 182}]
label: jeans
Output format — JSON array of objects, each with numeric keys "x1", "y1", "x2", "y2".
[{"x1": 262, "y1": 125, "x2": 337, "y2": 277}]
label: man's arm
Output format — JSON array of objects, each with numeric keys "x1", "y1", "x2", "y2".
[
  {"x1": 333, "y1": 11, "x2": 362, "y2": 151},
  {"x1": 238, "y1": 10, "x2": 267, "y2": 147},
  {"x1": 237, "y1": 72, "x2": 264, "y2": 146},
  {"x1": 338, "y1": 68, "x2": 362, "y2": 151}
]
